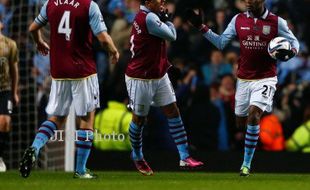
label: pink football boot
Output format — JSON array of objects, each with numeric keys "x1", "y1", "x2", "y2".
[{"x1": 179, "y1": 157, "x2": 204, "y2": 169}]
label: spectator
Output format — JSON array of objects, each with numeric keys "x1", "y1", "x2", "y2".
[
  {"x1": 201, "y1": 50, "x2": 232, "y2": 86},
  {"x1": 219, "y1": 74, "x2": 235, "y2": 110},
  {"x1": 0, "y1": 0, "x2": 13, "y2": 35},
  {"x1": 210, "y1": 83, "x2": 230, "y2": 151}
]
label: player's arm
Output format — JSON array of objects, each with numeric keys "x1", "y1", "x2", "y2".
[
  {"x1": 185, "y1": 10, "x2": 237, "y2": 50},
  {"x1": 89, "y1": 1, "x2": 119, "y2": 64},
  {"x1": 146, "y1": 12, "x2": 176, "y2": 41},
  {"x1": 96, "y1": 32, "x2": 119, "y2": 64},
  {"x1": 276, "y1": 17, "x2": 300, "y2": 61},
  {"x1": 9, "y1": 41, "x2": 19, "y2": 106},
  {"x1": 29, "y1": 1, "x2": 50, "y2": 56}
]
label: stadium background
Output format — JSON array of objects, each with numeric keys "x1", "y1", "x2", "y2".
[{"x1": 1, "y1": 0, "x2": 310, "y2": 172}]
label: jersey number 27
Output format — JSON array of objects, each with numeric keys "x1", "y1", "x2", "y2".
[{"x1": 58, "y1": 11, "x2": 72, "y2": 41}]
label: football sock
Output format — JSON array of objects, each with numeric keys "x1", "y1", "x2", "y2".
[
  {"x1": 168, "y1": 116, "x2": 190, "y2": 160},
  {"x1": 0, "y1": 132, "x2": 9, "y2": 158},
  {"x1": 242, "y1": 124, "x2": 260, "y2": 169},
  {"x1": 129, "y1": 121, "x2": 144, "y2": 160},
  {"x1": 75, "y1": 129, "x2": 93, "y2": 174},
  {"x1": 31, "y1": 120, "x2": 57, "y2": 157}
]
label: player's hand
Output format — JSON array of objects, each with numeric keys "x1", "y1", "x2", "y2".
[
  {"x1": 37, "y1": 40, "x2": 50, "y2": 56},
  {"x1": 158, "y1": 9, "x2": 172, "y2": 23},
  {"x1": 185, "y1": 9, "x2": 203, "y2": 28},
  {"x1": 110, "y1": 51, "x2": 119, "y2": 64},
  {"x1": 13, "y1": 92, "x2": 20, "y2": 106},
  {"x1": 275, "y1": 48, "x2": 296, "y2": 62}
]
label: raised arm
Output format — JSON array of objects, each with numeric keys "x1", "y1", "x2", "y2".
[
  {"x1": 202, "y1": 15, "x2": 237, "y2": 50},
  {"x1": 185, "y1": 9, "x2": 237, "y2": 50},
  {"x1": 146, "y1": 12, "x2": 177, "y2": 42}
]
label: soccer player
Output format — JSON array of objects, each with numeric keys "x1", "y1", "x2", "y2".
[
  {"x1": 19, "y1": 0, "x2": 119, "y2": 178},
  {"x1": 185, "y1": 0, "x2": 299, "y2": 176},
  {"x1": 125, "y1": 0, "x2": 203, "y2": 176},
  {"x1": 0, "y1": 18, "x2": 19, "y2": 172}
]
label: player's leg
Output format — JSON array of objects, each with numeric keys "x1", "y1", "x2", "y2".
[
  {"x1": 71, "y1": 75, "x2": 99, "y2": 178},
  {"x1": 125, "y1": 75, "x2": 153, "y2": 175},
  {"x1": 162, "y1": 103, "x2": 189, "y2": 160},
  {"x1": 234, "y1": 79, "x2": 252, "y2": 176},
  {"x1": 19, "y1": 116, "x2": 67, "y2": 178},
  {"x1": 239, "y1": 77, "x2": 277, "y2": 176},
  {"x1": 161, "y1": 103, "x2": 204, "y2": 169},
  {"x1": 30, "y1": 79, "x2": 72, "y2": 156},
  {"x1": 0, "y1": 115, "x2": 11, "y2": 172},
  {"x1": 20, "y1": 79, "x2": 71, "y2": 178},
  {"x1": 240, "y1": 105, "x2": 263, "y2": 176},
  {"x1": 155, "y1": 74, "x2": 203, "y2": 169},
  {"x1": 236, "y1": 116, "x2": 248, "y2": 130},
  {"x1": 31, "y1": 116, "x2": 66, "y2": 157},
  {"x1": 129, "y1": 114, "x2": 154, "y2": 175},
  {"x1": 74, "y1": 111, "x2": 97, "y2": 178},
  {"x1": 0, "y1": 91, "x2": 13, "y2": 172},
  {"x1": 130, "y1": 114, "x2": 146, "y2": 161}
]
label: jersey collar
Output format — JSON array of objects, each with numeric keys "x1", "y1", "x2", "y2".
[
  {"x1": 246, "y1": 8, "x2": 269, "y2": 19},
  {"x1": 140, "y1": 5, "x2": 151, "y2": 13}
]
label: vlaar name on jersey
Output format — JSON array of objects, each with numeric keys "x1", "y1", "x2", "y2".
[{"x1": 53, "y1": 0, "x2": 80, "y2": 8}]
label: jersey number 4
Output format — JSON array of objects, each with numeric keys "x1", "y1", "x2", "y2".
[{"x1": 58, "y1": 11, "x2": 72, "y2": 41}]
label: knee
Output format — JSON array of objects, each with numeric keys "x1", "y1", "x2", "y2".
[
  {"x1": 163, "y1": 103, "x2": 180, "y2": 118},
  {"x1": 247, "y1": 111, "x2": 262, "y2": 126},
  {"x1": 48, "y1": 116, "x2": 66, "y2": 129},
  {"x1": 0, "y1": 117, "x2": 11, "y2": 132},
  {"x1": 0, "y1": 124, "x2": 11, "y2": 132},
  {"x1": 236, "y1": 117, "x2": 247, "y2": 129},
  {"x1": 132, "y1": 116, "x2": 146, "y2": 127}
]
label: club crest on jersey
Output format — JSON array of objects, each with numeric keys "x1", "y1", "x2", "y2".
[{"x1": 262, "y1": 25, "x2": 271, "y2": 35}]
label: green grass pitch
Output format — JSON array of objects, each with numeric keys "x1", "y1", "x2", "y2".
[{"x1": 1, "y1": 171, "x2": 310, "y2": 190}]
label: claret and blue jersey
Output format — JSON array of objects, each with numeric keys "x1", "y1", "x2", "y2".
[
  {"x1": 35, "y1": 0, "x2": 107, "y2": 79},
  {"x1": 202, "y1": 8, "x2": 299, "y2": 80},
  {"x1": 126, "y1": 5, "x2": 177, "y2": 80}
]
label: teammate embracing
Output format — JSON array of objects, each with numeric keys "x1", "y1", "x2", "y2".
[
  {"x1": 19, "y1": 0, "x2": 119, "y2": 178},
  {"x1": 186, "y1": 0, "x2": 299, "y2": 176},
  {"x1": 125, "y1": 0, "x2": 203, "y2": 176}
]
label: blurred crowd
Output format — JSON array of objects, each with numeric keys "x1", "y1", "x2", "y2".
[{"x1": 2, "y1": 0, "x2": 310, "y2": 153}]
